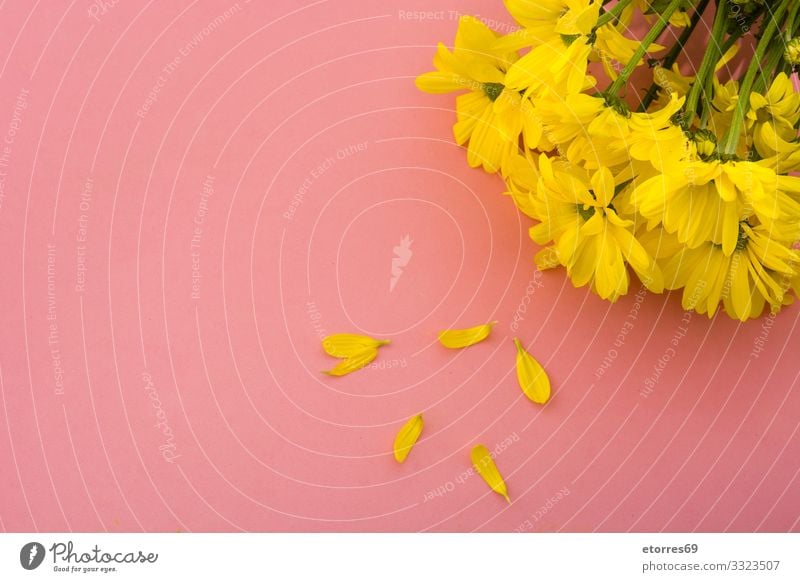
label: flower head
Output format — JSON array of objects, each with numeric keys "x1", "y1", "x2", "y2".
[
  {"x1": 530, "y1": 155, "x2": 663, "y2": 300},
  {"x1": 499, "y1": 0, "x2": 601, "y2": 51},
  {"x1": 661, "y1": 223, "x2": 800, "y2": 320},
  {"x1": 416, "y1": 16, "x2": 557, "y2": 172},
  {"x1": 633, "y1": 159, "x2": 800, "y2": 255},
  {"x1": 746, "y1": 73, "x2": 800, "y2": 159}
]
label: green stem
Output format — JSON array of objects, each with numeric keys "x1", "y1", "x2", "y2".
[
  {"x1": 716, "y1": 9, "x2": 757, "y2": 63},
  {"x1": 606, "y1": 0, "x2": 684, "y2": 96},
  {"x1": 683, "y1": 0, "x2": 729, "y2": 127},
  {"x1": 596, "y1": 0, "x2": 635, "y2": 29},
  {"x1": 719, "y1": 0, "x2": 792, "y2": 157},
  {"x1": 785, "y1": 0, "x2": 800, "y2": 41},
  {"x1": 719, "y1": 34, "x2": 739, "y2": 56},
  {"x1": 714, "y1": 24, "x2": 749, "y2": 65},
  {"x1": 638, "y1": 0, "x2": 712, "y2": 112}
]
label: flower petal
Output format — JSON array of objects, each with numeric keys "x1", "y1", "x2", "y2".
[
  {"x1": 323, "y1": 349, "x2": 378, "y2": 377},
  {"x1": 471, "y1": 444, "x2": 510, "y2": 503},
  {"x1": 514, "y1": 338, "x2": 551, "y2": 404},
  {"x1": 438, "y1": 322, "x2": 497, "y2": 348},
  {"x1": 393, "y1": 414, "x2": 423, "y2": 463},
  {"x1": 322, "y1": 334, "x2": 390, "y2": 358}
]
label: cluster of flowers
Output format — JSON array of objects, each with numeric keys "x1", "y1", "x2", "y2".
[{"x1": 417, "y1": 0, "x2": 800, "y2": 321}]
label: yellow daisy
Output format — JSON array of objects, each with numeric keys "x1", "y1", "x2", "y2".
[
  {"x1": 540, "y1": 92, "x2": 688, "y2": 171},
  {"x1": 504, "y1": 35, "x2": 596, "y2": 98},
  {"x1": 746, "y1": 73, "x2": 800, "y2": 159},
  {"x1": 661, "y1": 223, "x2": 800, "y2": 320},
  {"x1": 530, "y1": 154, "x2": 663, "y2": 300},
  {"x1": 415, "y1": 16, "x2": 528, "y2": 173},
  {"x1": 498, "y1": 0, "x2": 601, "y2": 51},
  {"x1": 634, "y1": 159, "x2": 800, "y2": 254}
]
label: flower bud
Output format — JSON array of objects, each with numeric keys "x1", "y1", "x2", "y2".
[
  {"x1": 692, "y1": 129, "x2": 717, "y2": 160},
  {"x1": 785, "y1": 37, "x2": 800, "y2": 66}
]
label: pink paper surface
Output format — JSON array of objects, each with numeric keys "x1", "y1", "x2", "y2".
[{"x1": 0, "y1": 0, "x2": 798, "y2": 533}]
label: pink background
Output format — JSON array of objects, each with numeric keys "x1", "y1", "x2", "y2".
[{"x1": 0, "y1": 0, "x2": 798, "y2": 532}]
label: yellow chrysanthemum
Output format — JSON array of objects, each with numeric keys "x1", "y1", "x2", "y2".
[
  {"x1": 661, "y1": 223, "x2": 800, "y2": 320},
  {"x1": 746, "y1": 73, "x2": 800, "y2": 159},
  {"x1": 529, "y1": 154, "x2": 663, "y2": 300},
  {"x1": 537, "y1": 92, "x2": 688, "y2": 171},
  {"x1": 633, "y1": 159, "x2": 800, "y2": 255},
  {"x1": 528, "y1": 91, "x2": 604, "y2": 148},
  {"x1": 498, "y1": 0, "x2": 601, "y2": 51},
  {"x1": 415, "y1": 2, "x2": 800, "y2": 322},
  {"x1": 416, "y1": 16, "x2": 533, "y2": 173},
  {"x1": 505, "y1": 35, "x2": 596, "y2": 98}
]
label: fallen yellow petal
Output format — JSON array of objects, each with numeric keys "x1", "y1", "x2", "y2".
[
  {"x1": 514, "y1": 338, "x2": 551, "y2": 404},
  {"x1": 438, "y1": 322, "x2": 497, "y2": 349},
  {"x1": 322, "y1": 333, "x2": 390, "y2": 358},
  {"x1": 393, "y1": 414, "x2": 423, "y2": 463},
  {"x1": 323, "y1": 348, "x2": 378, "y2": 377},
  {"x1": 471, "y1": 444, "x2": 510, "y2": 503}
]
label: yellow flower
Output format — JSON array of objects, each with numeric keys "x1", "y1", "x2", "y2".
[
  {"x1": 746, "y1": 73, "x2": 800, "y2": 159},
  {"x1": 505, "y1": 35, "x2": 595, "y2": 98},
  {"x1": 633, "y1": 159, "x2": 800, "y2": 255},
  {"x1": 615, "y1": 95, "x2": 688, "y2": 171},
  {"x1": 661, "y1": 223, "x2": 800, "y2": 320},
  {"x1": 416, "y1": 16, "x2": 519, "y2": 172},
  {"x1": 528, "y1": 91, "x2": 604, "y2": 148},
  {"x1": 498, "y1": 0, "x2": 601, "y2": 51},
  {"x1": 530, "y1": 155, "x2": 663, "y2": 301},
  {"x1": 416, "y1": 16, "x2": 528, "y2": 173},
  {"x1": 541, "y1": 92, "x2": 688, "y2": 171}
]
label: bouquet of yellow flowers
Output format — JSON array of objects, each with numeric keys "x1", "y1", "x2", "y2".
[{"x1": 417, "y1": 0, "x2": 800, "y2": 321}]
